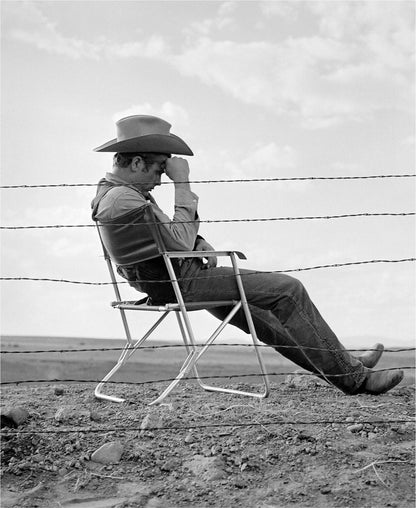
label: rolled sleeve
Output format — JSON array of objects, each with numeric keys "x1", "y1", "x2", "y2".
[{"x1": 152, "y1": 189, "x2": 200, "y2": 251}]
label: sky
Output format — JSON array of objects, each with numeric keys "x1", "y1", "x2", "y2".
[{"x1": 1, "y1": 0, "x2": 415, "y2": 347}]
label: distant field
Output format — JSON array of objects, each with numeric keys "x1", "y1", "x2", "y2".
[{"x1": 1, "y1": 335, "x2": 414, "y2": 387}]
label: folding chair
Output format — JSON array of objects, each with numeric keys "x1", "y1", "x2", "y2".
[{"x1": 94, "y1": 203, "x2": 270, "y2": 405}]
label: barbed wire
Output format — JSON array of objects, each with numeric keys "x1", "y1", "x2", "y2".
[
  {"x1": 1, "y1": 173, "x2": 415, "y2": 189},
  {"x1": 2, "y1": 418, "x2": 414, "y2": 436},
  {"x1": 1, "y1": 212, "x2": 415, "y2": 230},
  {"x1": 1, "y1": 258, "x2": 414, "y2": 286},
  {"x1": 1, "y1": 367, "x2": 413, "y2": 387},
  {"x1": 1, "y1": 344, "x2": 414, "y2": 355}
]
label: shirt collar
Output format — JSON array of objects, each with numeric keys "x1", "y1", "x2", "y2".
[
  {"x1": 104, "y1": 172, "x2": 151, "y2": 199},
  {"x1": 105, "y1": 172, "x2": 128, "y2": 185}
]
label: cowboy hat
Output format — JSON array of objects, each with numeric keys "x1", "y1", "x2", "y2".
[{"x1": 94, "y1": 115, "x2": 193, "y2": 155}]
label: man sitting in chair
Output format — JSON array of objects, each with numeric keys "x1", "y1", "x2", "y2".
[{"x1": 92, "y1": 114, "x2": 403, "y2": 396}]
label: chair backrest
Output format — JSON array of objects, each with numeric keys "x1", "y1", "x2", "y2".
[
  {"x1": 96, "y1": 204, "x2": 164, "y2": 266},
  {"x1": 95, "y1": 203, "x2": 182, "y2": 306}
]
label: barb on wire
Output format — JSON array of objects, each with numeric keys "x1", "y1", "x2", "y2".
[
  {"x1": 1, "y1": 258, "x2": 415, "y2": 285},
  {"x1": 1, "y1": 173, "x2": 415, "y2": 189},
  {"x1": 1, "y1": 419, "x2": 414, "y2": 436},
  {"x1": 1, "y1": 212, "x2": 415, "y2": 230},
  {"x1": 1, "y1": 344, "x2": 414, "y2": 355},
  {"x1": 0, "y1": 366, "x2": 412, "y2": 387}
]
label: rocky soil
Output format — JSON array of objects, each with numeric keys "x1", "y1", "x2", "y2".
[{"x1": 1, "y1": 377, "x2": 415, "y2": 508}]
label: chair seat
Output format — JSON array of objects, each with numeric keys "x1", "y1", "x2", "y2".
[{"x1": 112, "y1": 299, "x2": 239, "y2": 311}]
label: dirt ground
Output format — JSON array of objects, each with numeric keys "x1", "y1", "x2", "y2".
[{"x1": 1, "y1": 377, "x2": 415, "y2": 508}]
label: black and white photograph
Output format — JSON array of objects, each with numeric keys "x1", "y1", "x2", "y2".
[{"x1": 1, "y1": 1, "x2": 415, "y2": 507}]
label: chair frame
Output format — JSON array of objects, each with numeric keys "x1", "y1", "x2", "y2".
[{"x1": 95, "y1": 205, "x2": 270, "y2": 405}]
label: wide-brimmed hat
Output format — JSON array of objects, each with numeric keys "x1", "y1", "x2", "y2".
[{"x1": 94, "y1": 115, "x2": 193, "y2": 155}]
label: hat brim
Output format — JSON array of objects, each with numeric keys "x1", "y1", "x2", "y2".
[{"x1": 94, "y1": 133, "x2": 193, "y2": 156}]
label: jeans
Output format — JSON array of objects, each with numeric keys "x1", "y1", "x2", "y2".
[{"x1": 177, "y1": 260, "x2": 367, "y2": 394}]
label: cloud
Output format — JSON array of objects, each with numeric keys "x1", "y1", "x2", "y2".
[
  {"x1": 173, "y1": 12, "x2": 412, "y2": 127},
  {"x1": 173, "y1": 2, "x2": 413, "y2": 128},
  {"x1": 6, "y1": 1, "x2": 413, "y2": 129},
  {"x1": 171, "y1": 36, "x2": 371, "y2": 127},
  {"x1": 5, "y1": 2, "x2": 167, "y2": 60},
  {"x1": 310, "y1": 1, "x2": 414, "y2": 72},
  {"x1": 401, "y1": 135, "x2": 415, "y2": 147},
  {"x1": 194, "y1": 143, "x2": 309, "y2": 191},
  {"x1": 184, "y1": 1, "x2": 237, "y2": 38},
  {"x1": 173, "y1": 38, "x2": 280, "y2": 109},
  {"x1": 241, "y1": 142, "x2": 297, "y2": 174},
  {"x1": 259, "y1": 1, "x2": 299, "y2": 19},
  {"x1": 112, "y1": 102, "x2": 190, "y2": 131}
]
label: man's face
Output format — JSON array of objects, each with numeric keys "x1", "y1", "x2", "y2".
[{"x1": 133, "y1": 154, "x2": 169, "y2": 192}]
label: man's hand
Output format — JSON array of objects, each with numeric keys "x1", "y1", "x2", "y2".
[
  {"x1": 195, "y1": 238, "x2": 217, "y2": 269},
  {"x1": 165, "y1": 157, "x2": 190, "y2": 183}
]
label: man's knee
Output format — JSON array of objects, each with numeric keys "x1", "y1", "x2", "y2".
[{"x1": 281, "y1": 275, "x2": 306, "y2": 298}]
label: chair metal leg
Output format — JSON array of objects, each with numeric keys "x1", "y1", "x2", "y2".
[
  {"x1": 148, "y1": 300, "x2": 269, "y2": 405},
  {"x1": 95, "y1": 311, "x2": 170, "y2": 403},
  {"x1": 230, "y1": 253, "x2": 270, "y2": 398},
  {"x1": 192, "y1": 303, "x2": 269, "y2": 399}
]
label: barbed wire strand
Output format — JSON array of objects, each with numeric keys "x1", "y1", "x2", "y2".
[
  {"x1": 1, "y1": 344, "x2": 414, "y2": 355},
  {"x1": 2, "y1": 212, "x2": 415, "y2": 230},
  {"x1": 1, "y1": 173, "x2": 415, "y2": 189},
  {"x1": 1, "y1": 258, "x2": 415, "y2": 286},
  {"x1": 1, "y1": 367, "x2": 413, "y2": 387},
  {"x1": 2, "y1": 419, "x2": 414, "y2": 436}
]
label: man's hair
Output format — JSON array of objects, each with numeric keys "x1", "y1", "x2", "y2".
[{"x1": 113, "y1": 152, "x2": 170, "y2": 169}]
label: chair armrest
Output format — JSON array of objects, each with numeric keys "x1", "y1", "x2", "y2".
[{"x1": 165, "y1": 250, "x2": 247, "y2": 260}]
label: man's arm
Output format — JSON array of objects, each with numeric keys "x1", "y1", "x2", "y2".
[
  {"x1": 194, "y1": 236, "x2": 218, "y2": 269},
  {"x1": 152, "y1": 157, "x2": 200, "y2": 251}
]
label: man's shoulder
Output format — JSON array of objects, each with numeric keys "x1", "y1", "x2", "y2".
[{"x1": 96, "y1": 185, "x2": 147, "y2": 220}]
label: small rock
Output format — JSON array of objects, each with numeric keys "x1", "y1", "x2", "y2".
[
  {"x1": 210, "y1": 469, "x2": 227, "y2": 480},
  {"x1": 211, "y1": 445, "x2": 221, "y2": 455},
  {"x1": 53, "y1": 386, "x2": 65, "y2": 396},
  {"x1": 367, "y1": 432, "x2": 377, "y2": 440},
  {"x1": 89, "y1": 410, "x2": 102, "y2": 422},
  {"x1": 54, "y1": 406, "x2": 88, "y2": 423},
  {"x1": 160, "y1": 459, "x2": 178, "y2": 472},
  {"x1": 347, "y1": 424, "x2": 363, "y2": 433},
  {"x1": 321, "y1": 487, "x2": 331, "y2": 494},
  {"x1": 284, "y1": 371, "x2": 325, "y2": 388},
  {"x1": 184, "y1": 454, "x2": 227, "y2": 481},
  {"x1": 184, "y1": 433, "x2": 195, "y2": 444},
  {"x1": 345, "y1": 416, "x2": 354, "y2": 423},
  {"x1": 1, "y1": 406, "x2": 29, "y2": 428},
  {"x1": 91, "y1": 441, "x2": 124, "y2": 464},
  {"x1": 1, "y1": 414, "x2": 15, "y2": 429},
  {"x1": 233, "y1": 478, "x2": 246, "y2": 489},
  {"x1": 140, "y1": 413, "x2": 163, "y2": 432}
]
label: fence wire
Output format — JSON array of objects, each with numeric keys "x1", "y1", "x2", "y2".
[
  {"x1": 1, "y1": 367, "x2": 413, "y2": 388},
  {"x1": 2, "y1": 258, "x2": 414, "y2": 286},
  {"x1": 0, "y1": 344, "x2": 414, "y2": 355},
  {"x1": 1, "y1": 173, "x2": 415, "y2": 189},
  {"x1": 1, "y1": 212, "x2": 415, "y2": 230},
  {"x1": 2, "y1": 418, "x2": 414, "y2": 436}
]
